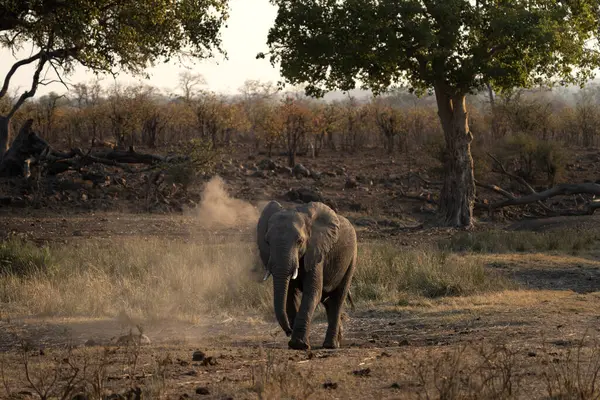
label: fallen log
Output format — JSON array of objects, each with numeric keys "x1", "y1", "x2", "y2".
[
  {"x1": 487, "y1": 183, "x2": 600, "y2": 210},
  {"x1": 92, "y1": 147, "x2": 166, "y2": 165}
]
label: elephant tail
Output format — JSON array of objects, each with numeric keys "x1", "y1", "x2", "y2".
[{"x1": 346, "y1": 290, "x2": 356, "y2": 312}]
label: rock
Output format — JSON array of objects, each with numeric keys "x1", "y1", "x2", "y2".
[
  {"x1": 195, "y1": 387, "x2": 210, "y2": 395},
  {"x1": 323, "y1": 380, "x2": 338, "y2": 389},
  {"x1": 335, "y1": 166, "x2": 346, "y2": 175},
  {"x1": 378, "y1": 219, "x2": 400, "y2": 228},
  {"x1": 309, "y1": 170, "x2": 322, "y2": 179},
  {"x1": 192, "y1": 350, "x2": 206, "y2": 361},
  {"x1": 345, "y1": 177, "x2": 358, "y2": 189},
  {"x1": 71, "y1": 393, "x2": 89, "y2": 400},
  {"x1": 251, "y1": 170, "x2": 267, "y2": 179},
  {"x1": 286, "y1": 188, "x2": 324, "y2": 203},
  {"x1": 352, "y1": 367, "x2": 371, "y2": 377},
  {"x1": 349, "y1": 202, "x2": 364, "y2": 212},
  {"x1": 321, "y1": 171, "x2": 337, "y2": 177},
  {"x1": 277, "y1": 166, "x2": 293, "y2": 175},
  {"x1": 202, "y1": 356, "x2": 218, "y2": 366},
  {"x1": 257, "y1": 158, "x2": 278, "y2": 170},
  {"x1": 84, "y1": 339, "x2": 98, "y2": 347},
  {"x1": 353, "y1": 218, "x2": 377, "y2": 227},
  {"x1": 115, "y1": 334, "x2": 151, "y2": 346},
  {"x1": 293, "y1": 163, "x2": 310, "y2": 178}
]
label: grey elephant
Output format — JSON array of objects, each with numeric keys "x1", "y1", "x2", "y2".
[{"x1": 257, "y1": 200, "x2": 358, "y2": 350}]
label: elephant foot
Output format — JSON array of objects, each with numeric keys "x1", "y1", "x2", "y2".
[
  {"x1": 288, "y1": 337, "x2": 310, "y2": 350},
  {"x1": 323, "y1": 326, "x2": 343, "y2": 349}
]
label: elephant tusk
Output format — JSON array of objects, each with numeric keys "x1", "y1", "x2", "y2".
[
  {"x1": 291, "y1": 268, "x2": 298, "y2": 280},
  {"x1": 262, "y1": 271, "x2": 271, "y2": 281}
]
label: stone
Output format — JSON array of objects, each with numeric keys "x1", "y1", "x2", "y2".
[
  {"x1": 345, "y1": 177, "x2": 358, "y2": 189},
  {"x1": 286, "y1": 188, "x2": 324, "y2": 203},
  {"x1": 192, "y1": 350, "x2": 206, "y2": 361},
  {"x1": 195, "y1": 387, "x2": 210, "y2": 395},
  {"x1": 257, "y1": 158, "x2": 277, "y2": 170},
  {"x1": 292, "y1": 163, "x2": 310, "y2": 178}
]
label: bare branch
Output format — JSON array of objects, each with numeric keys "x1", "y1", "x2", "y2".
[
  {"x1": 475, "y1": 180, "x2": 515, "y2": 200},
  {"x1": 7, "y1": 56, "x2": 47, "y2": 119}
]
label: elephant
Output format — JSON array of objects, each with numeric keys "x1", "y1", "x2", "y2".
[{"x1": 257, "y1": 200, "x2": 358, "y2": 350}]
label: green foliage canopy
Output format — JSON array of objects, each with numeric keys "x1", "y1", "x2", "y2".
[
  {"x1": 263, "y1": 0, "x2": 600, "y2": 97},
  {"x1": 0, "y1": 0, "x2": 229, "y2": 78}
]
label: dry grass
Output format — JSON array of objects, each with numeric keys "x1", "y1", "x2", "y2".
[
  {"x1": 355, "y1": 243, "x2": 514, "y2": 303},
  {"x1": 0, "y1": 237, "x2": 512, "y2": 322},
  {"x1": 0, "y1": 237, "x2": 271, "y2": 321},
  {"x1": 443, "y1": 228, "x2": 600, "y2": 254}
]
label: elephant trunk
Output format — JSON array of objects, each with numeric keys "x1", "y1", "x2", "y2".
[{"x1": 273, "y1": 275, "x2": 292, "y2": 336}]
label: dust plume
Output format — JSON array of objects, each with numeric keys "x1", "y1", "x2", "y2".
[{"x1": 194, "y1": 176, "x2": 259, "y2": 230}]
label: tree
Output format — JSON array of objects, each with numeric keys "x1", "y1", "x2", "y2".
[
  {"x1": 263, "y1": 0, "x2": 600, "y2": 227},
  {"x1": 238, "y1": 79, "x2": 279, "y2": 150},
  {"x1": 374, "y1": 103, "x2": 405, "y2": 154},
  {"x1": 178, "y1": 71, "x2": 207, "y2": 103},
  {"x1": 0, "y1": 0, "x2": 229, "y2": 165},
  {"x1": 279, "y1": 96, "x2": 311, "y2": 167}
]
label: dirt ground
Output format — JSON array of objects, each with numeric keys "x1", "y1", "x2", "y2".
[{"x1": 2, "y1": 148, "x2": 600, "y2": 399}]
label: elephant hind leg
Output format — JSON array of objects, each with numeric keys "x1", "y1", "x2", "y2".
[{"x1": 323, "y1": 256, "x2": 356, "y2": 349}]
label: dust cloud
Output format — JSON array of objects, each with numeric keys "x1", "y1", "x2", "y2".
[{"x1": 193, "y1": 176, "x2": 260, "y2": 230}]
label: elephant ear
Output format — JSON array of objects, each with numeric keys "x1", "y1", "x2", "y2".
[
  {"x1": 297, "y1": 202, "x2": 340, "y2": 269},
  {"x1": 257, "y1": 201, "x2": 284, "y2": 269}
]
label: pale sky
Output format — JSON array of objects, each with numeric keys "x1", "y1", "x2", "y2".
[{"x1": 0, "y1": 0, "x2": 282, "y2": 97}]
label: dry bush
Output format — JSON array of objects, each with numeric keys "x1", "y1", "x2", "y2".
[
  {"x1": 499, "y1": 133, "x2": 568, "y2": 185},
  {"x1": 414, "y1": 343, "x2": 521, "y2": 400},
  {"x1": 444, "y1": 229, "x2": 600, "y2": 254},
  {"x1": 251, "y1": 348, "x2": 315, "y2": 400},
  {"x1": 543, "y1": 334, "x2": 600, "y2": 400}
]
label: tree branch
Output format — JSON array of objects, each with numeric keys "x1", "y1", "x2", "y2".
[
  {"x1": 0, "y1": 51, "x2": 45, "y2": 100},
  {"x1": 4, "y1": 46, "x2": 77, "y2": 119},
  {"x1": 7, "y1": 57, "x2": 47, "y2": 119}
]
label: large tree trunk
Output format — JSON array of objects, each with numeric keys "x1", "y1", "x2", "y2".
[
  {"x1": 434, "y1": 85, "x2": 475, "y2": 228},
  {"x1": 0, "y1": 119, "x2": 49, "y2": 177}
]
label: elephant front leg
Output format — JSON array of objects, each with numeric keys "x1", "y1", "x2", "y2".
[
  {"x1": 289, "y1": 270, "x2": 322, "y2": 350},
  {"x1": 286, "y1": 286, "x2": 301, "y2": 330}
]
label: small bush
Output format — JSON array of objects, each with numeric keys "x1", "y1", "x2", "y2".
[{"x1": 499, "y1": 133, "x2": 568, "y2": 185}]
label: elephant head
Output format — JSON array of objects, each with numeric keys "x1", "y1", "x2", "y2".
[{"x1": 257, "y1": 201, "x2": 340, "y2": 336}]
